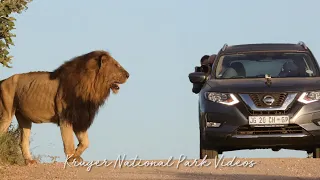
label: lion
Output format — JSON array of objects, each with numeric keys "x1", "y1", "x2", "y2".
[{"x1": 0, "y1": 50, "x2": 129, "y2": 165}]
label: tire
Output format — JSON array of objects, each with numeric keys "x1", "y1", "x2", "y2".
[
  {"x1": 199, "y1": 130, "x2": 219, "y2": 159},
  {"x1": 198, "y1": 103, "x2": 219, "y2": 159},
  {"x1": 313, "y1": 147, "x2": 320, "y2": 158},
  {"x1": 200, "y1": 147, "x2": 219, "y2": 159}
]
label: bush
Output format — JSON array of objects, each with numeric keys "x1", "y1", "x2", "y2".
[
  {"x1": 0, "y1": 0, "x2": 32, "y2": 67},
  {"x1": 0, "y1": 123, "x2": 24, "y2": 165}
]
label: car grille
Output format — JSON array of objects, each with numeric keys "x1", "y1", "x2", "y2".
[
  {"x1": 234, "y1": 124, "x2": 305, "y2": 135},
  {"x1": 249, "y1": 93, "x2": 287, "y2": 107},
  {"x1": 248, "y1": 110, "x2": 288, "y2": 115}
]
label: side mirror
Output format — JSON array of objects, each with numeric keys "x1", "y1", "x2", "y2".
[{"x1": 188, "y1": 72, "x2": 208, "y2": 84}]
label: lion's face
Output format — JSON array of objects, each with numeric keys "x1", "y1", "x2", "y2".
[{"x1": 99, "y1": 54, "x2": 129, "y2": 94}]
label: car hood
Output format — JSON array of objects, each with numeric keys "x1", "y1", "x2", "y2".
[{"x1": 206, "y1": 77, "x2": 320, "y2": 93}]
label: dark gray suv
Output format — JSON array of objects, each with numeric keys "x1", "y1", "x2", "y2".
[{"x1": 189, "y1": 42, "x2": 320, "y2": 159}]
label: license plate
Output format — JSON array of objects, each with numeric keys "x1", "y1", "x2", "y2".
[{"x1": 248, "y1": 116, "x2": 289, "y2": 125}]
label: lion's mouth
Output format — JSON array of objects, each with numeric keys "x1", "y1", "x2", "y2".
[{"x1": 111, "y1": 82, "x2": 120, "y2": 93}]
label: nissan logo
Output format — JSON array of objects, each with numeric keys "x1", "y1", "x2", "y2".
[{"x1": 262, "y1": 95, "x2": 275, "y2": 106}]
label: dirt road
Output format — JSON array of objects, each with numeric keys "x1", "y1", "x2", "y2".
[{"x1": 0, "y1": 158, "x2": 319, "y2": 180}]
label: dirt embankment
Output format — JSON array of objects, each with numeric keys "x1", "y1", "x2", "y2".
[{"x1": 0, "y1": 158, "x2": 319, "y2": 180}]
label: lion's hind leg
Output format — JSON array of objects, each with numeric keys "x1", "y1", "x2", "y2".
[
  {"x1": 0, "y1": 101, "x2": 14, "y2": 134},
  {"x1": 0, "y1": 111, "x2": 14, "y2": 134},
  {"x1": 15, "y1": 113, "x2": 37, "y2": 165},
  {"x1": 0, "y1": 77, "x2": 17, "y2": 134}
]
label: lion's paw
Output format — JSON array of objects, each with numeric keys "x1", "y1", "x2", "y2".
[
  {"x1": 25, "y1": 159, "x2": 38, "y2": 166},
  {"x1": 67, "y1": 156, "x2": 83, "y2": 163}
]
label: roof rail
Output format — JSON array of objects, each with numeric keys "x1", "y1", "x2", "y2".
[
  {"x1": 221, "y1": 43, "x2": 228, "y2": 51},
  {"x1": 298, "y1": 41, "x2": 307, "y2": 49}
]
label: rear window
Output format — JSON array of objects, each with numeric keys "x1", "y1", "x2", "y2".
[{"x1": 214, "y1": 52, "x2": 318, "y2": 79}]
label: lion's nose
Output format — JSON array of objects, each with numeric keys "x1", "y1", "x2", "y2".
[{"x1": 126, "y1": 72, "x2": 130, "y2": 78}]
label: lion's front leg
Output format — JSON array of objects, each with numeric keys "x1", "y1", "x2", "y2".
[
  {"x1": 72, "y1": 130, "x2": 89, "y2": 162},
  {"x1": 59, "y1": 121, "x2": 76, "y2": 162}
]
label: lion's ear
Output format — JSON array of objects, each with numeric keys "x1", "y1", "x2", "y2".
[{"x1": 99, "y1": 55, "x2": 110, "y2": 68}]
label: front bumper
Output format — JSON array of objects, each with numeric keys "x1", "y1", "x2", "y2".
[{"x1": 200, "y1": 95, "x2": 320, "y2": 151}]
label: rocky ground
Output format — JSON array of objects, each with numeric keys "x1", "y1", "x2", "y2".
[{"x1": 0, "y1": 158, "x2": 319, "y2": 180}]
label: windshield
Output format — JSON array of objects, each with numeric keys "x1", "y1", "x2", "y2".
[{"x1": 214, "y1": 52, "x2": 318, "y2": 79}]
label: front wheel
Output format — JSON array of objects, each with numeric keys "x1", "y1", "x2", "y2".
[
  {"x1": 313, "y1": 147, "x2": 320, "y2": 158},
  {"x1": 199, "y1": 105, "x2": 219, "y2": 159},
  {"x1": 200, "y1": 147, "x2": 219, "y2": 159},
  {"x1": 199, "y1": 134, "x2": 219, "y2": 159}
]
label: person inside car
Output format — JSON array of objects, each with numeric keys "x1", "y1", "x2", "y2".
[
  {"x1": 192, "y1": 54, "x2": 216, "y2": 93},
  {"x1": 220, "y1": 62, "x2": 246, "y2": 78},
  {"x1": 278, "y1": 61, "x2": 299, "y2": 77},
  {"x1": 207, "y1": 54, "x2": 217, "y2": 68},
  {"x1": 200, "y1": 55, "x2": 211, "y2": 66}
]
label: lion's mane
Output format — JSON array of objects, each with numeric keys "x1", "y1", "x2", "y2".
[{"x1": 50, "y1": 50, "x2": 115, "y2": 132}]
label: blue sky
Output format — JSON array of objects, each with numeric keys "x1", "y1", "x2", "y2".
[{"x1": 4, "y1": 0, "x2": 320, "y2": 161}]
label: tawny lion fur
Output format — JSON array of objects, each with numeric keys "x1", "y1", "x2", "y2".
[{"x1": 0, "y1": 50, "x2": 129, "y2": 165}]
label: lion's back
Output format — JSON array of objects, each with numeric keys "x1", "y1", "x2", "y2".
[{"x1": 14, "y1": 71, "x2": 59, "y2": 92}]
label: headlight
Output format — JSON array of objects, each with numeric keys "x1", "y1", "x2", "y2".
[
  {"x1": 204, "y1": 92, "x2": 239, "y2": 105},
  {"x1": 298, "y1": 91, "x2": 320, "y2": 104}
]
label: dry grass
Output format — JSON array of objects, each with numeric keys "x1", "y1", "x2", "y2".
[
  {"x1": 0, "y1": 123, "x2": 59, "y2": 165},
  {"x1": 0, "y1": 124, "x2": 25, "y2": 165}
]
